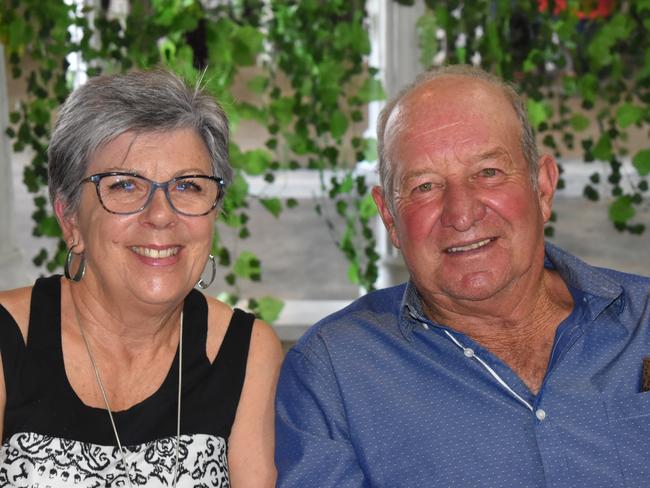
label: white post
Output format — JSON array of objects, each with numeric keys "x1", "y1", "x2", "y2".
[
  {"x1": 0, "y1": 44, "x2": 28, "y2": 289},
  {"x1": 367, "y1": 0, "x2": 424, "y2": 288}
]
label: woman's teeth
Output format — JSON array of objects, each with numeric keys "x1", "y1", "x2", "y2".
[{"x1": 131, "y1": 246, "x2": 179, "y2": 258}]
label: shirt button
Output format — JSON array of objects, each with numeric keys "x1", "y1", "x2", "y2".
[
  {"x1": 535, "y1": 409, "x2": 547, "y2": 421},
  {"x1": 464, "y1": 348, "x2": 474, "y2": 358}
]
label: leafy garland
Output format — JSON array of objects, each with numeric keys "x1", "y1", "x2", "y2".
[
  {"x1": 406, "y1": 0, "x2": 649, "y2": 234},
  {"x1": 2, "y1": 1, "x2": 648, "y2": 322},
  {"x1": 1, "y1": 0, "x2": 383, "y2": 320}
]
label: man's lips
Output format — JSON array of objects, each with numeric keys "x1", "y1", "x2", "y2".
[
  {"x1": 130, "y1": 246, "x2": 180, "y2": 259},
  {"x1": 445, "y1": 237, "x2": 495, "y2": 254}
]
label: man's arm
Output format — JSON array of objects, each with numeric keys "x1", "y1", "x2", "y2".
[{"x1": 275, "y1": 346, "x2": 369, "y2": 487}]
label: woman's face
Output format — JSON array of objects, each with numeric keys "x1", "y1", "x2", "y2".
[{"x1": 62, "y1": 128, "x2": 217, "y2": 308}]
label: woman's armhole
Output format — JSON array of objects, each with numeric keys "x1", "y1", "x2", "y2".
[
  {"x1": 0, "y1": 287, "x2": 32, "y2": 344},
  {"x1": 0, "y1": 286, "x2": 31, "y2": 443},
  {"x1": 204, "y1": 296, "x2": 235, "y2": 363}
]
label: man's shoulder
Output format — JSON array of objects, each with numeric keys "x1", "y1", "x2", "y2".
[
  {"x1": 291, "y1": 283, "x2": 407, "y2": 353},
  {"x1": 546, "y1": 242, "x2": 650, "y2": 293}
]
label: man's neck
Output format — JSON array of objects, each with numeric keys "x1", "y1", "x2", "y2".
[{"x1": 423, "y1": 269, "x2": 574, "y2": 393}]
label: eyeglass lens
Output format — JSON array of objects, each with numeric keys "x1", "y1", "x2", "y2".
[{"x1": 97, "y1": 174, "x2": 220, "y2": 215}]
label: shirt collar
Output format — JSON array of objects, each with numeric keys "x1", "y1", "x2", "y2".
[
  {"x1": 398, "y1": 241, "x2": 625, "y2": 340},
  {"x1": 399, "y1": 281, "x2": 427, "y2": 340},
  {"x1": 543, "y1": 241, "x2": 624, "y2": 323}
]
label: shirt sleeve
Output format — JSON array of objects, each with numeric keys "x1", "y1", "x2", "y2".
[{"x1": 275, "y1": 345, "x2": 370, "y2": 487}]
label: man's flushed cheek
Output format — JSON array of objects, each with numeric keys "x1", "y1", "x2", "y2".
[{"x1": 397, "y1": 203, "x2": 442, "y2": 241}]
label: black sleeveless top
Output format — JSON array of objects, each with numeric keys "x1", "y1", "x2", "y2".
[{"x1": 0, "y1": 275, "x2": 254, "y2": 487}]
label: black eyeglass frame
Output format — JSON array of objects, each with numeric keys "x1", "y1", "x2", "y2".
[{"x1": 80, "y1": 171, "x2": 225, "y2": 216}]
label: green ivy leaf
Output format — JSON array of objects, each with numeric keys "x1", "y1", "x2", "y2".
[
  {"x1": 616, "y1": 103, "x2": 643, "y2": 129},
  {"x1": 357, "y1": 78, "x2": 385, "y2": 103},
  {"x1": 363, "y1": 138, "x2": 378, "y2": 162},
  {"x1": 632, "y1": 149, "x2": 650, "y2": 176},
  {"x1": 578, "y1": 74, "x2": 598, "y2": 103},
  {"x1": 250, "y1": 296, "x2": 284, "y2": 323},
  {"x1": 527, "y1": 99, "x2": 551, "y2": 129},
  {"x1": 416, "y1": 12, "x2": 438, "y2": 68},
  {"x1": 36, "y1": 216, "x2": 61, "y2": 237},
  {"x1": 330, "y1": 109, "x2": 348, "y2": 140},
  {"x1": 247, "y1": 75, "x2": 268, "y2": 94},
  {"x1": 260, "y1": 197, "x2": 282, "y2": 218},
  {"x1": 232, "y1": 25, "x2": 264, "y2": 66},
  {"x1": 608, "y1": 196, "x2": 636, "y2": 224},
  {"x1": 233, "y1": 251, "x2": 261, "y2": 280},
  {"x1": 339, "y1": 174, "x2": 354, "y2": 193},
  {"x1": 269, "y1": 97, "x2": 294, "y2": 127},
  {"x1": 592, "y1": 135, "x2": 613, "y2": 161},
  {"x1": 569, "y1": 114, "x2": 590, "y2": 132},
  {"x1": 359, "y1": 193, "x2": 378, "y2": 219},
  {"x1": 224, "y1": 173, "x2": 249, "y2": 207},
  {"x1": 8, "y1": 18, "x2": 27, "y2": 48},
  {"x1": 347, "y1": 261, "x2": 360, "y2": 285},
  {"x1": 240, "y1": 149, "x2": 272, "y2": 176}
]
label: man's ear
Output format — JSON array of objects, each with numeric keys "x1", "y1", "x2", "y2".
[
  {"x1": 54, "y1": 198, "x2": 84, "y2": 252},
  {"x1": 536, "y1": 154, "x2": 559, "y2": 223},
  {"x1": 371, "y1": 186, "x2": 400, "y2": 249}
]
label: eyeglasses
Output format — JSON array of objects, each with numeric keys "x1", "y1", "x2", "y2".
[{"x1": 80, "y1": 172, "x2": 225, "y2": 216}]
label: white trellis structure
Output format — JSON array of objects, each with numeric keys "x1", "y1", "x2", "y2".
[
  {"x1": 0, "y1": 45, "x2": 27, "y2": 289},
  {"x1": 366, "y1": 0, "x2": 424, "y2": 289}
]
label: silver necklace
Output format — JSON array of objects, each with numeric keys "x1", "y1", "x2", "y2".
[{"x1": 77, "y1": 312, "x2": 183, "y2": 488}]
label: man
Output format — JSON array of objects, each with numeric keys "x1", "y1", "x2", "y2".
[{"x1": 275, "y1": 65, "x2": 650, "y2": 487}]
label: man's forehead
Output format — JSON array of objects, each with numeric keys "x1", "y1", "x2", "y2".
[
  {"x1": 390, "y1": 76, "x2": 510, "y2": 120},
  {"x1": 385, "y1": 77, "x2": 518, "y2": 145}
]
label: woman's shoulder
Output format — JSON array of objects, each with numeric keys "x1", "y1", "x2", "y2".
[
  {"x1": 203, "y1": 295, "x2": 282, "y2": 365},
  {"x1": 0, "y1": 286, "x2": 33, "y2": 342}
]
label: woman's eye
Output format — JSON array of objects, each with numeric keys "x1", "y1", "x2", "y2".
[
  {"x1": 108, "y1": 180, "x2": 136, "y2": 192},
  {"x1": 175, "y1": 180, "x2": 202, "y2": 193},
  {"x1": 416, "y1": 182, "x2": 433, "y2": 192}
]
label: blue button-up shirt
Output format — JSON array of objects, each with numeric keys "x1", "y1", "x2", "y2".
[{"x1": 275, "y1": 243, "x2": 650, "y2": 487}]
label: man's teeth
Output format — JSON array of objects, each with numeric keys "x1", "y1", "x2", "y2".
[
  {"x1": 447, "y1": 238, "x2": 492, "y2": 253},
  {"x1": 131, "y1": 247, "x2": 179, "y2": 258}
]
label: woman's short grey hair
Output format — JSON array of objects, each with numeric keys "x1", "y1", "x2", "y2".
[
  {"x1": 376, "y1": 65, "x2": 539, "y2": 212},
  {"x1": 48, "y1": 68, "x2": 232, "y2": 216}
]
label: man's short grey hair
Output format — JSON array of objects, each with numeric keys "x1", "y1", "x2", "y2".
[
  {"x1": 376, "y1": 65, "x2": 540, "y2": 211},
  {"x1": 48, "y1": 68, "x2": 232, "y2": 216}
]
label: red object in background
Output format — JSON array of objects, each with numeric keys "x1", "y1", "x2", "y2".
[{"x1": 537, "y1": 0, "x2": 615, "y2": 19}]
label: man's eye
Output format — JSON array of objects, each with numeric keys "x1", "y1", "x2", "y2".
[
  {"x1": 480, "y1": 168, "x2": 498, "y2": 177},
  {"x1": 416, "y1": 182, "x2": 433, "y2": 192}
]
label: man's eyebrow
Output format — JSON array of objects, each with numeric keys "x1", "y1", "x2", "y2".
[
  {"x1": 399, "y1": 168, "x2": 440, "y2": 182},
  {"x1": 473, "y1": 148, "x2": 511, "y2": 162}
]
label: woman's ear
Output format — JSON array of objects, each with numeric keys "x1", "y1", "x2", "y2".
[{"x1": 54, "y1": 198, "x2": 84, "y2": 252}]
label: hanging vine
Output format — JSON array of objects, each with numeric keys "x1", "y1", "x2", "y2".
[
  {"x1": 407, "y1": 0, "x2": 649, "y2": 235},
  {"x1": 0, "y1": 0, "x2": 383, "y2": 320}
]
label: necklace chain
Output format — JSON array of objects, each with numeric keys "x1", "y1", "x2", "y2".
[{"x1": 76, "y1": 311, "x2": 183, "y2": 488}]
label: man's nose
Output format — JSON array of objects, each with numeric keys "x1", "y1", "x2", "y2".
[{"x1": 439, "y1": 181, "x2": 486, "y2": 231}]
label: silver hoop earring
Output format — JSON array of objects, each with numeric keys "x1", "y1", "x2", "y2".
[
  {"x1": 196, "y1": 254, "x2": 216, "y2": 289},
  {"x1": 64, "y1": 246, "x2": 86, "y2": 282}
]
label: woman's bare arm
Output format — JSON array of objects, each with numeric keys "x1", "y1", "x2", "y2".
[{"x1": 227, "y1": 319, "x2": 283, "y2": 487}]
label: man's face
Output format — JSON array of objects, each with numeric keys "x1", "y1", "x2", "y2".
[{"x1": 373, "y1": 76, "x2": 557, "y2": 310}]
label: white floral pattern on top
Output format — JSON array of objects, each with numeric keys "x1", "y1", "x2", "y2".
[{"x1": 0, "y1": 432, "x2": 229, "y2": 487}]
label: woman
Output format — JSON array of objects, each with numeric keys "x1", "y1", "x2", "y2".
[{"x1": 0, "y1": 69, "x2": 282, "y2": 487}]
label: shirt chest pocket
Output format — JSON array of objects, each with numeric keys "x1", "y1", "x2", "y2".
[{"x1": 605, "y1": 391, "x2": 650, "y2": 488}]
